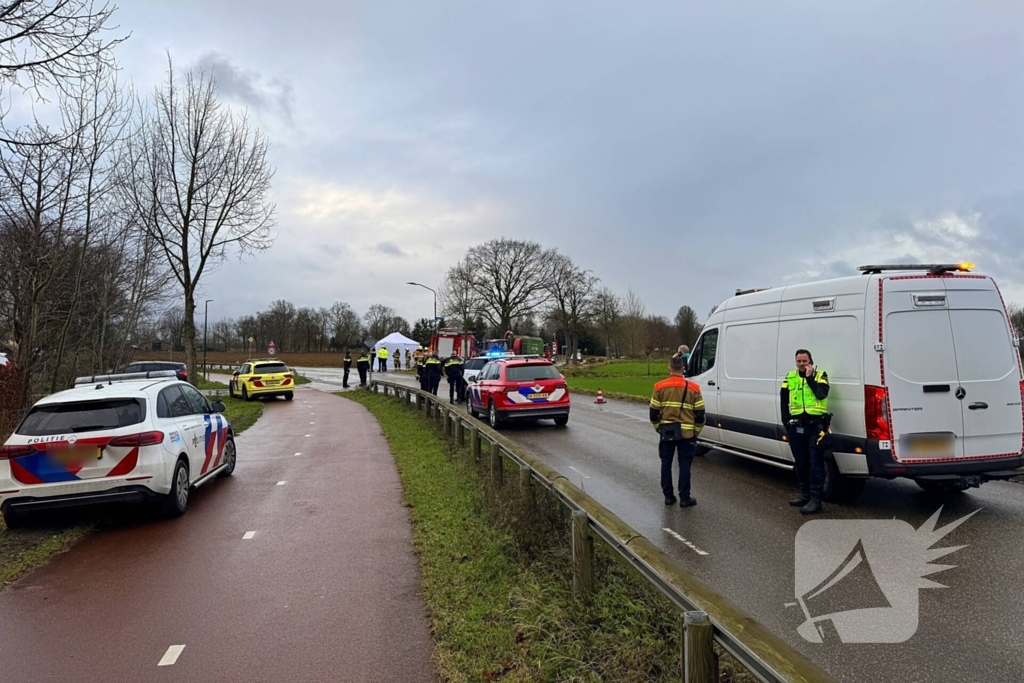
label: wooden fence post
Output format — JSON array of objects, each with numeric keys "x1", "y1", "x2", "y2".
[
  {"x1": 682, "y1": 611, "x2": 717, "y2": 683},
  {"x1": 519, "y1": 465, "x2": 533, "y2": 507},
  {"x1": 443, "y1": 408, "x2": 451, "y2": 437},
  {"x1": 490, "y1": 442, "x2": 503, "y2": 485},
  {"x1": 456, "y1": 417, "x2": 465, "y2": 445},
  {"x1": 471, "y1": 427, "x2": 480, "y2": 460},
  {"x1": 572, "y1": 510, "x2": 594, "y2": 601}
]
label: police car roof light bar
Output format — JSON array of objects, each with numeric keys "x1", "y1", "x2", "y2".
[
  {"x1": 857, "y1": 263, "x2": 975, "y2": 275},
  {"x1": 73, "y1": 370, "x2": 179, "y2": 386}
]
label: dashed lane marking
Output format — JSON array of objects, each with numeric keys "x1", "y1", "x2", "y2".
[
  {"x1": 663, "y1": 528, "x2": 709, "y2": 556},
  {"x1": 304, "y1": 434, "x2": 311, "y2": 437},
  {"x1": 294, "y1": 452, "x2": 302, "y2": 456},
  {"x1": 309, "y1": 421, "x2": 315, "y2": 424},
  {"x1": 277, "y1": 481, "x2": 286, "y2": 486},
  {"x1": 243, "y1": 531, "x2": 256, "y2": 540},
  {"x1": 158, "y1": 645, "x2": 185, "y2": 666},
  {"x1": 568, "y1": 466, "x2": 590, "y2": 479}
]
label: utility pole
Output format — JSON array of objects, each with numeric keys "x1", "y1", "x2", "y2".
[{"x1": 406, "y1": 282, "x2": 438, "y2": 332}]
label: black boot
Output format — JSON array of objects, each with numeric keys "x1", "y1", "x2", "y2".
[
  {"x1": 679, "y1": 496, "x2": 697, "y2": 508},
  {"x1": 789, "y1": 488, "x2": 810, "y2": 507},
  {"x1": 800, "y1": 496, "x2": 823, "y2": 515},
  {"x1": 664, "y1": 495, "x2": 677, "y2": 506}
]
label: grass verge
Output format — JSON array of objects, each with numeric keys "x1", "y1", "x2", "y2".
[
  {"x1": 196, "y1": 377, "x2": 228, "y2": 390},
  {"x1": 219, "y1": 394, "x2": 265, "y2": 434},
  {"x1": 561, "y1": 359, "x2": 675, "y2": 402},
  {"x1": 343, "y1": 389, "x2": 753, "y2": 683}
]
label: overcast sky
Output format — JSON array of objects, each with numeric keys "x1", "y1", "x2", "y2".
[{"x1": 113, "y1": 0, "x2": 1024, "y2": 326}]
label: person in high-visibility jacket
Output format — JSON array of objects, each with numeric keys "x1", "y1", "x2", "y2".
[
  {"x1": 405, "y1": 349, "x2": 412, "y2": 372},
  {"x1": 377, "y1": 346, "x2": 388, "y2": 372},
  {"x1": 650, "y1": 353, "x2": 706, "y2": 507},
  {"x1": 444, "y1": 353, "x2": 465, "y2": 404},
  {"x1": 780, "y1": 348, "x2": 830, "y2": 515},
  {"x1": 424, "y1": 353, "x2": 443, "y2": 395},
  {"x1": 414, "y1": 347, "x2": 427, "y2": 390},
  {"x1": 356, "y1": 350, "x2": 371, "y2": 386}
]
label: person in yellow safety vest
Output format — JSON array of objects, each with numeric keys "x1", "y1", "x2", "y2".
[
  {"x1": 650, "y1": 353, "x2": 706, "y2": 508},
  {"x1": 405, "y1": 349, "x2": 412, "y2": 371},
  {"x1": 444, "y1": 353, "x2": 465, "y2": 404},
  {"x1": 356, "y1": 350, "x2": 371, "y2": 386},
  {"x1": 780, "y1": 348, "x2": 830, "y2": 515},
  {"x1": 377, "y1": 346, "x2": 389, "y2": 372},
  {"x1": 414, "y1": 347, "x2": 427, "y2": 390},
  {"x1": 393, "y1": 349, "x2": 401, "y2": 371}
]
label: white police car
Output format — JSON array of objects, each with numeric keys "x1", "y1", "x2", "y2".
[{"x1": 0, "y1": 371, "x2": 235, "y2": 528}]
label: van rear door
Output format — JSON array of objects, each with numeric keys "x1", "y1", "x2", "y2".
[
  {"x1": 882, "y1": 278, "x2": 965, "y2": 461},
  {"x1": 944, "y1": 278, "x2": 1023, "y2": 459}
]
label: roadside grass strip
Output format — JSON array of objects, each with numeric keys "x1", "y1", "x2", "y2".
[
  {"x1": 344, "y1": 389, "x2": 754, "y2": 683},
  {"x1": 561, "y1": 359, "x2": 675, "y2": 402},
  {"x1": 0, "y1": 523, "x2": 92, "y2": 586},
  {"x1": 220, "y1": 395, "x2": 265, "y2": 434},
  {"x1": 196, "y1": 377, "x2": 228, "y2": 390}
]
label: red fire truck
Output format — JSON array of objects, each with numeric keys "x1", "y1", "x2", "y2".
[{"x1": 430, "y1": 329, "x2": 477, "y2": 358}]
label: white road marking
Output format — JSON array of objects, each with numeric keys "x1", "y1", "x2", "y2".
[
  {"x1": 294, "y1": 452, "x2": 302, "y2": 456},
  {"x1": 309, "y1": 421, "x2": 315, "y2": 424},
  {"x1": 568, "y1": 466, "x2": 590, "y2": 479},
  {"x1": 304, "y1": 434, "x2": 311, "y2": 437},
  {"x1": 243, "y1": 531, "x2": 256, "y2": 540},
  {"x1": 277, "y1": 481, "x2": 286, "y2": 486},
  {"x1": 158, "y1": 645, "x2": 185, "y2": 666},
  {"x1": 663, "y1": 528, "x2": 709, "y2": 556}
]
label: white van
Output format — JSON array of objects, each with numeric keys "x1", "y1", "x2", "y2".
[{"x1": 686, "y1": 263, "x2": 1024, "y2": 500}]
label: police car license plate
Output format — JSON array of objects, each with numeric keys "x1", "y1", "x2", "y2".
[
  {"x1": 528, "y1": 393, "x2": 549, "y2": 399},
  {"x1": 50, "y1": 446, "x2": 101, "y2": 464}
]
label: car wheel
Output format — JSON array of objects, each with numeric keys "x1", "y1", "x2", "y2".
[
  {"x1": 467, "y1": 398, "x2": 478, "y2": 418},
  {"x1": 554, "y1": 415, "x2": 569, "y2": 427},
  {"x1": 218, "y1": 437, "x2": 236, "y2": 478},
  {"x1": 228, "y1": 381, "x2": 236, "y2": 399},
  {"x1": 2, "y1": 507, "x2": 25, "y2": 530},
  {"x1": 160, "y1": 458, "x2": 190, "y2": 518},
  {"x1": 822, "y1": 452, "x2": 866, "y2": 503},
  {"x1": 694, "y1": 444, "x2": 712, "y2": 457},
  {"x1": 285, "y1": 392, "x2": 294, "y2": 401},
  {"x1": 489, "y1": 401, "x2": 502, "y2": 430},
  {"x1": 241, "y1": 385, "x2": 251, "y2": 402}
]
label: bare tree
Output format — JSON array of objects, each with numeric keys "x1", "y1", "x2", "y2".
[
  {"x1": 619, "y1": 288, "x2": 646, "y2": 358},
  {"x1": 439, "y1": 260, "x2": 481, "y2": 330},
  {"x1": 1009, "y1": 302, "x2": 1024, "y2": 344},
  {"x1": 591, "y1": 287, "x2": 621, "y2": 357},
  {"x1": 458, "y1": 238, "x2": 552, "y2": 335},
  {"x1": 674, "y1": 305, "x2": 701, "y2": 347},
  {"x1": 120, "y1": 57, "x2": 276, "y2": 384},
  {"x1": 363, "y1": 303, "x2": 407, "y2": 341},
  {"x1": 0, "y1": 0, "x2": 125, "y2": 100},
  {"x1": 328, "y1": 301, "x2": 362, "y2": 350},
  {"x1": 547, "y1": 252, "x2": 598, "y2": 364}
]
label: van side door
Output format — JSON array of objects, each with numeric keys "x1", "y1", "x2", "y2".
[{"x1": 687, "y1": 328, "x2": 721, "y2": 444}]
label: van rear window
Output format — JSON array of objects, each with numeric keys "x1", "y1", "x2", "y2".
[
  {"x1": 506, "y1": 364, "x2": 560, "y2": 381},
  {"x1": 949, "y1": 310, "x2": 1017, "y2": 382},
  {"x1": 253, "y1": 363, "x2": 289, "y2": 374},
  {"x1": 464, "y1": 358, "x2": 488, "y2": 370},
  {"x1": 18, "y1": 399, "x2": 146, "y2": 436}
]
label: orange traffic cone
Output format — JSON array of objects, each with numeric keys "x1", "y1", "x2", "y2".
[{"x1": 594, "y1": 388, "x2": 606, "y2": 404}]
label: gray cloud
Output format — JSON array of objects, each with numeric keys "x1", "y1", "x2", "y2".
[
  {"x1": 194, "y1": 51, "x2": 293, "y2": 124},
  {"x1": 376, "y1": 241, "x2": 406, "y2": 257}
]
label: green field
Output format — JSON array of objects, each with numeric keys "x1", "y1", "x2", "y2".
[{"x1": 562, "y1": 359, "x2": 674, "y2": 401}]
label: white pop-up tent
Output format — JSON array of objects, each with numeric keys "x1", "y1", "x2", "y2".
[{"x1": 375, "y1": 331, "x2": 421, "y2": 365}]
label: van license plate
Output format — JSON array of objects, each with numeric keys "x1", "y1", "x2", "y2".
[{"x1": 905, "y1": 435, "x2": 954, "y2": 458}]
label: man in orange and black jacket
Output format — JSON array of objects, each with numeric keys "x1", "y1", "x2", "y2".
[{"x1": 650, "y1": 353, "x2": 706, "y2": 507}]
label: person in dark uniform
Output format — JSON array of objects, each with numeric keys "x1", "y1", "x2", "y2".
[
  {"x1": 781, "y1": 349, "x2": 830, "y2": 515},
  {"x1": 415, "y1": 347, "x2": 427, "y2": 390},
  {"x1": 425, "y1": 353, "x2": 443, "y2": 395},
  {"x1": 357, "y1": 350, "x2": 371, "y2": 386},
  {"x1": 444, "y1": 353, "x2": 465, "y2": 404},
  {"x1": 343, "y1": 351, "x2": 352, "y2": 388}
]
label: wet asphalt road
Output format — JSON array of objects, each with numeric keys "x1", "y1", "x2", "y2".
[
  {"x1": 371, "y1": 370, "x2": 1024, "y2": 683},
  {"x1": 0, "y1": 386, "x2": 435, "y2": 683}
]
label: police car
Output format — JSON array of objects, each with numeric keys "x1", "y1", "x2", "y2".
[
  {"x1": 467, "y1": 356, "x2": 570, "y2": 429},
  {"x1": 0, "y1": 371, "x2": 235, "y2": 528}
]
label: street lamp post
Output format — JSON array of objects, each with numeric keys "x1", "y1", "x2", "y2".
[
  {"x1": 406, "y1": 282, "x2": 438, "y2": 333},
  {"x1": 203, "y1": 299, "x2": 213, "y2": 382}
]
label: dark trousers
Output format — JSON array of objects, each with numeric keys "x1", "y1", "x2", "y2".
[
  {"x1": 659, "y1": 438, "x2": 696, "y2": 499},
  {"x1": 456, "y1": 376, "x2": 466, "y2": 403},
  {"x1": 357, "y1": 365, "x2": 368, "y2": 386},
  {"x1": 343, "y1": 367, "x2": 350, "y2": 388},
  {"x1": 378, "y1": 358, "x2": 387, "y2": 371},
  {"x1": 787, "y1": 422, "x2": 826, "y2": 496},
  {"x1": 428, "y1": 374, "x2": 441, "y2": 395}
]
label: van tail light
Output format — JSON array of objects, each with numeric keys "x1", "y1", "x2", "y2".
[
  {"x1": 865, "y1": 385, "x2": 892, "y2": 441},
  {"x1": 109, "y1": 431, "x2": 164, "y2": 448},
  {"x1": 0, "y1": 444, "x2": 36, "y2": 460}
]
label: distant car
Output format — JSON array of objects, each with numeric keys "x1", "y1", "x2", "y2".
[
  {"x1": 0, "y1": 372, "x2": 235, "y2": 528},
  {"x1": 122, "y1": 361, "x2": 188, "y2": 383},
  {"x1": 467, "y1": 356, "x2": 570, "y2": 429},
  {"x1": 462, "y1": 357, "x2": 490, "y2": 384},
  {"x1": 229, "y1": 359, "x2": 296, "y2": 401}
]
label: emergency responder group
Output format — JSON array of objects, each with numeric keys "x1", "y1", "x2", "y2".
[{"x1": 649, "y1": 347, "x2": 827, "y2": 515}]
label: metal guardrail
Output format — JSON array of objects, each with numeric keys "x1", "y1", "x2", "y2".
[{"x1": 368, "y1": 378, "x2": 835, "y2": 683}]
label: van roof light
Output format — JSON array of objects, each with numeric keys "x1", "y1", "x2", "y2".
[
  {"x1": 857, "y1": 263, "x2": 976, "y2": 275},
  {"x1": 735, "y1": 287, "x2": 771, "y2": 296}
]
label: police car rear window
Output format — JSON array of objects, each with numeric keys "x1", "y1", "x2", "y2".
[
  {"x1": 253, "y1": 363, "x2": 288, "y2": 374},
  {"x1": 18, "y1": 399, "x2": 146, "y2": 436},
  {"x1": 464, "y1": 358, "x2": 488, "y2": 370},
  {"x1": 505, "y1": 364, "x2": 560, "y2": 381}
]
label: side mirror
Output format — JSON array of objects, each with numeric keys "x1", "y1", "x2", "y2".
[{"x1": 211, "y1": 399, "x2": 226, "y2": 413}]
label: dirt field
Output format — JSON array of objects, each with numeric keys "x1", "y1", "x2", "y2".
[{"x1": 134, "y1": 351, "x2": 349, "y2": 368}]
